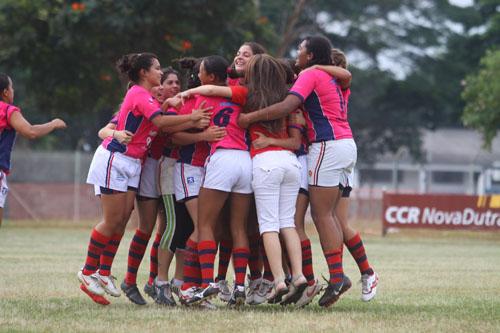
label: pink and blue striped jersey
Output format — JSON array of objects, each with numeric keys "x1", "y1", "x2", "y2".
[
  {"x1": 289, "y1": 69, "x2": 352, "y2": 143},
  {"x1": 193, "y1": 95, "x2": 248, "y2": 154},
  {"x1": 102, "y1": 85, "x2": 163, "y2": 160},
  {"x1": 0, "y1": 101, "x2": 21, "y2": 173},
  {"x1": 177, "y1": 98, "x2": 209, "y2": 167}
]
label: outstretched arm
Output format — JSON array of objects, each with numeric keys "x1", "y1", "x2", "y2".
[
  {"x1": 306, "y1": 65, "x2": 352, "y2": 89},
  {"x1": 179, "y1": 85, "x2": 233, "y2": 101},
  {"x1": 171, "y1": 126, "x2": 226, "y2": 145},
  {"x1": 9, "y1": 112, "x2": 66, "y2": 140},
  {"x1": 238, "y1": 94, "x2": 302, "y2": 128}
]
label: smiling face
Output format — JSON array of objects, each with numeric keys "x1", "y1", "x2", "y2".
[
  {"x1": 162, "y1": 73, "x2": 181, "y2": 98},
  {"x1": 234, "y1": 44, "x2": 254, "y2": 74}
]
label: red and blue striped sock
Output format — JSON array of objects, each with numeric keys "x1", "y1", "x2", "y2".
[
  {"x1": 346, "y1": 233, "x2": 374, "y2": 276},
  {"x1": 83, "y1": 228, "x2": 110, "y2": 275},
  {"x1": 99, "y1": 233, "x2": 123, "y2": 276},
  {"x1": 215, "y1": 239, "x2": 232, "y2": 282},
  {"x1": 324, "y1": 246, "x2": 344, "y2": 286},
  {"x1": 233, "y1": 248, "x2": 250, "y2": 287},
  {"x1": 148, "y1": 233, "x2": 161, "y2": 285},
  {"x1": 124, "y1": 229, "x2": 151, "y2": 285},
  {"x1": 198, "y1": 240, "x2": 217, "y2": 288}
]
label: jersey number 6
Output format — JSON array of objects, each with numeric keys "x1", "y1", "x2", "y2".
[{"x1": 213, "y1": 107, "x2": 234, "y2": 127}]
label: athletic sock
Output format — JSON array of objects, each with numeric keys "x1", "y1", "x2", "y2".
[
  {"x1": 301, "y1": 239, "x2": 315, "y2": 286},
  {"x1": 215, "y1": 239, "x2": 232, "y2": 282},
  {"x1": 198, "y1": 240, "x2": 217, "y2": 288},
  {"x1": 124, "y1": 229, "x2": 151, "y2": 286},
  {"x1": 324, "y1": 246, "x2": 344, "y2": 287},
  {"x1": 148, "y1": 233, "x2": 161, "y2": 286},
  {"x1": 345, "y1": 233, "x2": 374, "y2": 276},
  {"x1": 248, "y1": 234, "x2": 262, "y2": 280},
  {"x1": 232, "y1": 248, "x2": 249, "y2": 287},
  {"x1": 181, "y1": 239, "x2": 200, "y2": 290},
  {"x1": 99, "y1": 233, "x2": 123, "y2": 276},
  {"x1": 83, "y1": 228, "x2": 111, "y2": 275}
]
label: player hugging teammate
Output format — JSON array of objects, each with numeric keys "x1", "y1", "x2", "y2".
[{"x1": 77, "y1": 35, "x2": 378, "y2": 308}]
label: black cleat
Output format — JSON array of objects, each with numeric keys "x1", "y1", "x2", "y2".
[
  {"x1": 121, "y1": 280, "x2": 147, "y2": 305},
  {"x1": 228, "y1": 285, "x2": 246, "y2": 307},
  {"x1": 318, "y1": 275, "x2": 351, "y2": 308},
  {"x1": 268, "y1": 285, "x2": 289, "y2": 304},
  {"x1": 144, "y1": 282, "x2": 156, "y2": 299},
  {"x1": 281, "y1": 280, "x2": 308, "y2": 306},
  {"x1": 155, "y1": 282, "x2": 176, "y2": 306}
]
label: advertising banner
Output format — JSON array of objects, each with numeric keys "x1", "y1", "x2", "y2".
[{"x1": 382, "y1": 193, "x2": 500, "y2": 234}]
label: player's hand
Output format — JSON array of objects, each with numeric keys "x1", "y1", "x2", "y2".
[
  {"x1": 290, "y1": 109, "x2": 306, "y2": 126},
  {"x1": 162, "y1": 96, "x2": 182, "y2": 110},
  {"x1": 190, "y1": 101, "x2": 213, "y2": 122},
  {"x1": 203, "y1": 126, "x2": 226, "y2": 142},
  {"x1": 115, "y1": 130, "x2": 133, "y2": 144},
  {"x1": 51, "y1": 118, "x2": 67, "y2": 129},
  {"x1": 237, "y1": 113, "x2": 250, "y2": 129},
  {"x1": 252, "y1": 132, "x2": 272, "y2": 149},
  {"x1": 176, "y1": 90, "x2": 192, "y2": 105}
]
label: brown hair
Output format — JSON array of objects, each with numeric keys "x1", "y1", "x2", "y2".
[
  {"x1": 228, "y1": 41, "x2": 267, "y2": 79},
  {"x1": 244, "y1": 54, "x2": 287, "y2": 133},
  {"x1": 331, "y1": 48, "x2": 348, "y2": 69}
]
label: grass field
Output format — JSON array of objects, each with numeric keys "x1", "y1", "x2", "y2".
[{"x1": 1, "y1": 221, "x2": 500, "y2": 333}]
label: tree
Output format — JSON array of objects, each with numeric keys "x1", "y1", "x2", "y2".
[{"x1": 462, "y1": 49, "x2": 500, "y2": 148}]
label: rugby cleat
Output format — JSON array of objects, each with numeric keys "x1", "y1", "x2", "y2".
[
  {"x1": 78, "y1": 269, "x2": 105, "y2": 296},
  {"x1": 361, "y1": 272, "x2": 379, "y2": 302},
  {"x1": 95, "y1": 273, "x2": 120, "y2": 297},
  {"x1": 121, "y1": 280, "x2": 147, "y2": 305},
  {"x1": 295, "y1": 279, "x2": 323, "y2": 307},
  {"x1": 318, "y1": 275, "x2": 351, "y2": 308}
]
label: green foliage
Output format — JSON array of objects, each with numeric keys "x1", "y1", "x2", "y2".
[
  {"x1": 462, "y1": 49, "x2": 500, "y2": 148},
  {"x1": 0, "y1": 0, "x2": 277, "y2": 149},
  {"x1": 0, "y1": 0, "x2": 498, "y2": 162}
]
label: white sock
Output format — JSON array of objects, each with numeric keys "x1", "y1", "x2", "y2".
[
  {"x1": 156, "y1": 279, "x2": 168, "y2": 287},
  {"x1": 172, "y1": 278, "x2": 183, "y2": 288}
]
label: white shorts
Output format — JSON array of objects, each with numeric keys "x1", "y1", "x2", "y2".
[
  {"x1": 307, "y1": 139, "x2": 357, "y2": 187},
  {"x1": 252, "y1": 150, "x2": 301, "y2": 234},
  {"x1": 158, "y1": 156, "x2": 177, "y2": 195},
  {"x1": 0, "y1": 171, "x2": 9, "y2": 208},
  {"x1": 203, "y1": 149, "x2": 253, "y2": 194},
  {"x1": 87, "y1": 145, "x2": 142, "y2": 193},
  {"x1": 298, "y1": 154, "x2": 308, "y2": 193},
  {"x1": 174, "y1": 162, "x2": 204, "y2": 201},
  {"x1": 138, "y1": 157, "x2": 161, "y2": 198}
]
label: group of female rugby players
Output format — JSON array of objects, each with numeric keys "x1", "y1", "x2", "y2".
[{"x1": 77, "y1": 35, "x2": 379, "y2": 309}]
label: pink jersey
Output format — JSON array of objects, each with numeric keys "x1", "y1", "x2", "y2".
[
  {"x1": 289, "y1": 69, "x2": 352, "y2": 143},
  {"x1": 0, "y1": 101, "x2": 21, "y2": 173},
  {"x1": 177, "y1": 98, "x2": 209, "y2": 167},
  {"x1": 102, "y1": 85, "x2": 163, "y2": 160},
  {"x1": 193, "y1": 95, "x2": 248, "y2": 154}
]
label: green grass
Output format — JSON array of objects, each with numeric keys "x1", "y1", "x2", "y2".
[{"x1": 1, "y1": 223, "x2": 499, "y2": 333}]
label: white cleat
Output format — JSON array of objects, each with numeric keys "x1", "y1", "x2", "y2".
[
  {"x1": 78, "y1": 270, "x2": 105, "y2": 296},
  {"x1": 95, "y1": 272, "x2": 121, "y2": 297},
  {"x1": 295, "y1": 279, "x2": 322, "y2": 307},
  {"x1": 361, "y1": 272, "x2": 379, "y2": 302}
]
